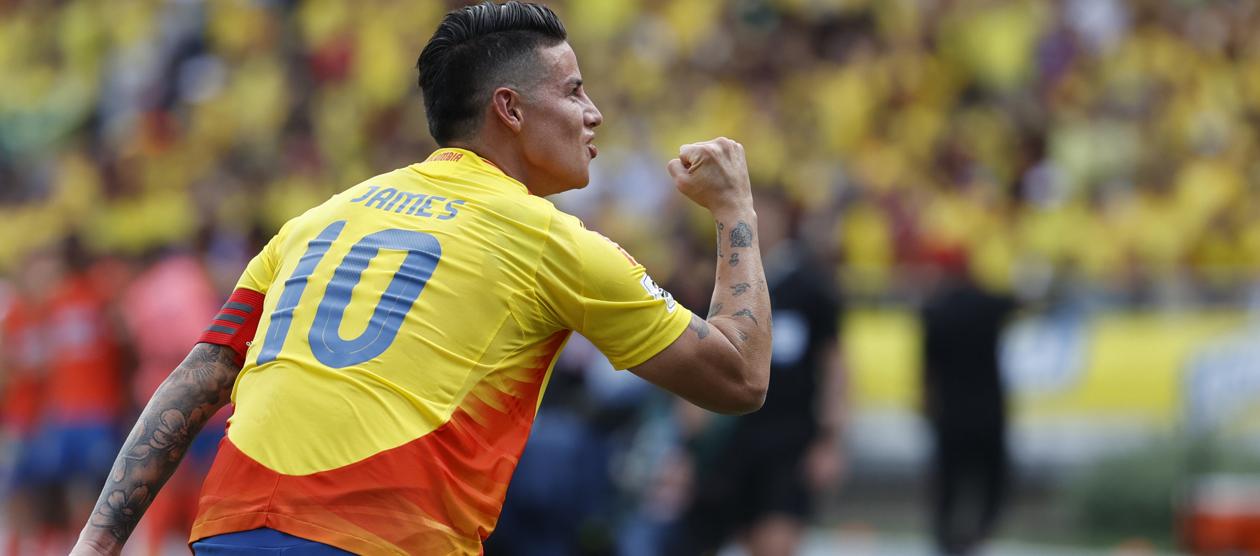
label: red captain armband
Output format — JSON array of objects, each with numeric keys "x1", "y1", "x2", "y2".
[{"x1": 197, "y1": 288, "x2": 265, "y2": 364}]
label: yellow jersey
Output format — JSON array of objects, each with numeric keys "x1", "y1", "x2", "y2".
[{"x1": 190, "y1": 148, "x2": 692, "y2": 554}]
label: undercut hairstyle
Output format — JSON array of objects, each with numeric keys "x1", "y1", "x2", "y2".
[{"x1": 418, "y1": 1, "x2": 568, "y2": 145}]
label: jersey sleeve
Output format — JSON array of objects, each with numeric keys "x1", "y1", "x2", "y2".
[
  {"x1": 536, "y1": 215, "x2": 692, "y2": 370},
  {"x1": 234, "y1": 230, "x2": 283, "y2": 294},
  {"x1": 196, "y1": 227, "x2": 284, "y2": 362}
]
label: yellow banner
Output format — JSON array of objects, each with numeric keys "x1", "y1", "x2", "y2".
[{"x1": 844, "y1": 310, "x2": 1251, "y2": 428}]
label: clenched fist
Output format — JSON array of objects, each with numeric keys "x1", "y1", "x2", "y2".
[{"x1": 666, "y1": 137, "x2": 753, "y2": 214}]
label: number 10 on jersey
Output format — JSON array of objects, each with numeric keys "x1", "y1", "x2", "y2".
[{"x1": 257, "y1": 221, "x2": 443, "y2": 368}]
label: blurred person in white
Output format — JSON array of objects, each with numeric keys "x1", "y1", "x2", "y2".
[{"x1": 677, "y1": 188, "x2": 846, "y2": 556}]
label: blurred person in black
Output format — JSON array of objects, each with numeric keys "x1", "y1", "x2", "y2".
[
  {"x1": 678, "y1": 189, "x2": 846, "y2": 556},
  {"x1": 919, "y1": 247, "x2": 1015, "y2": 556}
]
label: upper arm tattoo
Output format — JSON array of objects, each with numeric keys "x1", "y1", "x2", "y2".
[
  {"x1": 688, "y1": 313, "x2": 711, "y2": 340},
  {"x1": 708, "y1": 302, "x2": 723, "y2": 319}
]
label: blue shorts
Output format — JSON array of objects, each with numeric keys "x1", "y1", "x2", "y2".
[
  {"x1": 11, "y1": 421, "x2": 118, "y2": 488},
  {"x1": 192, "y1": 528, "x2": 354, "y2": 555}
]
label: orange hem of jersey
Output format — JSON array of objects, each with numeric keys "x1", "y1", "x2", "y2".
[
  {"x1": 190, "y1": 331, "x2": 571, "y2": 553},
  {"x1": 189, "y1": 511, "x2": 395, "y2": 555}
]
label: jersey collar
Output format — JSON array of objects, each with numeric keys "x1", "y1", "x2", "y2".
[{"x1": 419, "y1": 147, "x2": 530, "y2": 195}]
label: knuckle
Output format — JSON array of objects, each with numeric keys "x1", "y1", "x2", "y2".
[{"x1": 713, "y1": 137, "x2": 739, "y2": 154}]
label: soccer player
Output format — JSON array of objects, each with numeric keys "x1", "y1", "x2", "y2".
[{"x1": 71, "y1": 1, "x2": 771, "y2": 554}]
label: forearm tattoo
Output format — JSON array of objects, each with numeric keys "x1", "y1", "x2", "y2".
[
  {"x1": 708, "y1": 217, "x2": 764, "y2": 349},
  {"x1": 733, "y1": 308, "x2": 759, "y2": 327},
  {"x1": 729, "y1": 221, "x2": 753, "y2": 248},
  {"x1": 86, "y1": 344, "x2": 239, "y2": 543},
  {"x1": 724, "y1": 220, "x2": 752, "y2": 267}
]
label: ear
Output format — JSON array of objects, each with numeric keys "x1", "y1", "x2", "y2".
[{"x1": 491, "y1": 87, "x2": 524, "y2": 134}]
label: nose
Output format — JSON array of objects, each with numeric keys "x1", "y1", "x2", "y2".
[{"x1": 586, "y1": 98, "x2": 603, "y2": 129}]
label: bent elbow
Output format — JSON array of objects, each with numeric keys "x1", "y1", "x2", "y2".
[
  {"x1": 736, "y1": 376, "x2": 769, "y2": 415},
  {"x1": 715, "y1": 367, "x2": 768, "y2": 416}
]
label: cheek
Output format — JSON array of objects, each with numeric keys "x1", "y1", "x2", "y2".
[
  {"x1": 527, "y1": 117, "x2": 567, "y2": 150},
  {"x1": 521, "y1": 106, "x2": 587, "y2": 178},
  {"x1": 521, "y1": 126, "x2": 576, "y2": 177}
]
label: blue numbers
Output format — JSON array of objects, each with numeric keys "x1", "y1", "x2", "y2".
[
  {"x1": 257, "y1": 221, "x2": 346, "y2": 365},
  {"x1": 309, "y1": 229, "x2": 441, "y2": 367},
  {"x1": 257, "y1": 221, "x2": 442, "y2": 368}
]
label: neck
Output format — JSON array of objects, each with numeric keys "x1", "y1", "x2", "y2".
[{"x1": 447, "y1": 138, "x2": 543, "y2": 195}]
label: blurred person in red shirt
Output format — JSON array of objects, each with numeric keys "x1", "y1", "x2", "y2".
[
  {"x1": 14, "y1": 237, "x2": 129, "y2": 552},
  {"x1": 119, "y1": 235, "x2": 226, "y2": 556},
  {"x1": 1, "y1": 249, "x2": 58, "y2": 555}
]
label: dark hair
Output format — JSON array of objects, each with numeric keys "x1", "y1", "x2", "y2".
[{"x1": 417, "y1": 1, "x2": 567, "y2": 145}]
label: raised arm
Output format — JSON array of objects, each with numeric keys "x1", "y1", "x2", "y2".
[
  {"x1": 71, "y1": 343, "x2": 242, "y2": 556},
  {"x1": 631, "y1": 138, "x2": 771, "y2": 415}
]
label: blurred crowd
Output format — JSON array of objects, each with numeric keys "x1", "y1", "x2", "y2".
[
  {"x1": 1, "y1": 0, "x2": 1259, "y2": 304},
  {"x1": 3, "y1": 0, "x2": 1260, "y2": 554}
]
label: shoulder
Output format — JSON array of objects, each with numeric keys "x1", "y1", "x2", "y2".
[
  {"x1": 544, "y1": 210, "x2": 638, "y2": 262},
  {"x1": 505, "y1": 194, "x2": 568, "y2": 231},
  {"x1": 542, "y1": 207, "x2": 587, "y2": 237}
]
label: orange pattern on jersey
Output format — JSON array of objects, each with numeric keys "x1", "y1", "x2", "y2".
[{"x1": 190, "y1": 331, "x2": 570, "y2": 554}]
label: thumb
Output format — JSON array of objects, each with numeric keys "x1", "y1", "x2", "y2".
[
  {"x1": 666, "y1": 158, "x2": 688, "y2": 182},
  {"x1": 679, "y1": 144, "x2": 707, "y2": 170}
]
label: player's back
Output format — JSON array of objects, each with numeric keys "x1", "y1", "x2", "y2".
[
  {"x1": 192, "y1": 147, "x2": 691, "y2": 554},
  {"x1": 229, "y1": 148, "x2": 568, "y2": 472},
  {"x1": 192, "y1": 148, "x2": 576, "y2": 554}
]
